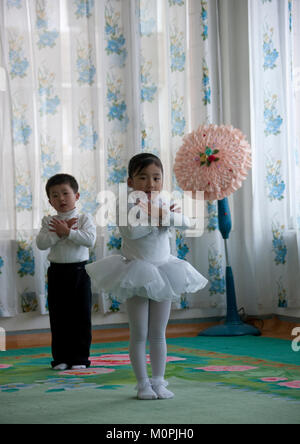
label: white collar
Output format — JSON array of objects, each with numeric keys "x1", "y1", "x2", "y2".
[{"x1": 56, "y1": 207, "x2": 78, "y2": 219}]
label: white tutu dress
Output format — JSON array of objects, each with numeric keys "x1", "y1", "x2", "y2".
[{"x1": 86, "y1": 197, "x2": 208, "y2": 303}]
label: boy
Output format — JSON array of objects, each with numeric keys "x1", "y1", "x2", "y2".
[{"x1": 36, "y1": 174, "x2": 96, "y2": 370}]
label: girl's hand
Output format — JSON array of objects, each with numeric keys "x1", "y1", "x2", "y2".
[
  {"x1": 49, "y1": 218, "x2": 70, "y2": 237},
  {"x1": 137, "y1": 200, "x2": 154, "y2": 219},
  {"x1": 138, "y1": 200, "x2": 166, "y2": 219},
  {"x1": 138, "y1": 200, "x2": 172, "y2": 224}
]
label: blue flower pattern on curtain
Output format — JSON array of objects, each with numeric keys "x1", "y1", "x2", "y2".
[
  {"x1": 0, "y1": 0, "x2": 299, "y2": 318},
  {"x1": 0, "y1": 0, "x2": 218, "y2": 316},
  {"x1": 249, "y1": 0, "x2": 300, "y2": 309}
]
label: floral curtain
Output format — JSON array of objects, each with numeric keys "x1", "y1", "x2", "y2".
[
  {"x1": 0, "y1": 0, "x2": 299, "y2": 321},
  {"x1": 248, "y1": 0, "x2": 300, "y2": 309},
  {"x1": 0, "y1": 0, "x2": 226, "y2": 318}
]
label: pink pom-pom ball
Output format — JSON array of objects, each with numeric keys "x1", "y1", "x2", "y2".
[{"x1": 174, "y1": 124, "x2": 251, "y2": 200}]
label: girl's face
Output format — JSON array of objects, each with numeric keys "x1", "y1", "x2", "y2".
[
  {"x1": 127, "y1": 163, "x2": 163, "y2": 199},
  {"x1": 48, "y1": 183, "x2": 79, "y2": 213}
]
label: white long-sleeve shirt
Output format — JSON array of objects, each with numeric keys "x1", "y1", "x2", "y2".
[{"x1": 36, "y1": 208, "x2": 96, "y2": 263}]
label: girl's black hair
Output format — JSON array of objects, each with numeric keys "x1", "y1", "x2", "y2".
[
  {"x1": 128, "y1": 153, "x2": 163, "y2": 178},
  {"x1": 46, "y1": 173, "x2": 79, "y2": 198}
]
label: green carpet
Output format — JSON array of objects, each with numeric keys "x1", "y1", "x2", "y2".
[{"x1": 0, "y1": 336, "x2": 300, "y2": 424}]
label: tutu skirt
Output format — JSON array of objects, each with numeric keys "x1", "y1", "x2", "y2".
[{"x1": 86, "y1": 254, "x2": 208, "y2": 303}]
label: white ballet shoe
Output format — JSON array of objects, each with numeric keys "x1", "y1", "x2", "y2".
[
  {"x1": 71, "y1": 365, "x2": 87, "y2": 370},
  {"x1": 151, "y1": 378, "x2": 174, "y2": 399},
  {"x1": 136, "y1": 381, "x2": 158, "y2": 400}
]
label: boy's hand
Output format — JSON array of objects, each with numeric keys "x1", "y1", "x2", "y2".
[
  {"x1": 170, "y1": 203, "x2": 182, "y2": 213},
  {"x1": 66, "y1": 218, "x2": 78, "y2": 229},
  {"x1": 49, "y1": 219, "x2": 70, "y2": 237}
]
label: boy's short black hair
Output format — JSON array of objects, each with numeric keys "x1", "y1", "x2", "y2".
[
  {"x1": 46, "y1": 174, "x2": 79, "y2": 198},
  {"x1": 128, "y1": 153, "x2": 163, "y2": 179}
]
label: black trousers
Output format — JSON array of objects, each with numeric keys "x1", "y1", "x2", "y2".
[{"x1": 47, "y1": 262, "x2": 92, "y2": 368}]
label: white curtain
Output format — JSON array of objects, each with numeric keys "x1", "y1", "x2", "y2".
[
  {"x1": 248, "y1": 0, "x2": 300, "y2": 310},
  {"x1": 0, "y1": 0, "x2": 299, "y2": 320},
  {"x1": 0, "y1": 0, "x2": 226, "y2": 318}
]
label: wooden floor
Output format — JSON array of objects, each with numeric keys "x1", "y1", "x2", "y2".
[{"x1": 5, "y1": 316, "x2": 300, "y2": 350}]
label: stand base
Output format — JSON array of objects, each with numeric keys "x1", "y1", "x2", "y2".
[{"x1": 198, "y1": 322, "x2": 261, "y2": 337}]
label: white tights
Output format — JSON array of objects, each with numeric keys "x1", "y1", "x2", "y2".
[{"x1": 126, "y1": 296, "x2": 171, "y2": 384}]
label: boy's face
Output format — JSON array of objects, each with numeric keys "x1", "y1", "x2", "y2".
[
  {"x1": 127, "y1": 163, "x2": 163, "y2": 200},
  {"x1": 48, "y1": 183, "x2": 79, "y2": 213}
]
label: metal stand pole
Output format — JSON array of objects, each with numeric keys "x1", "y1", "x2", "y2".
[{"x1": 199, "y1": 198, "x2": 261, "y2": 337}]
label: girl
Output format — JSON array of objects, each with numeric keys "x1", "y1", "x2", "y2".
[{"x1": 86, "y1": 153, "x2": 207, "y2": 400}]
